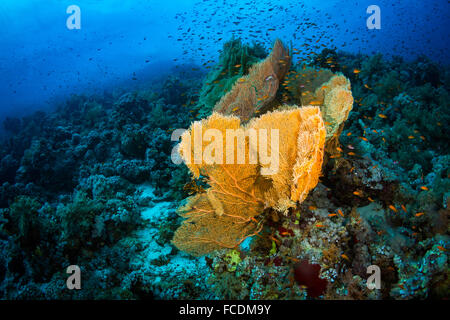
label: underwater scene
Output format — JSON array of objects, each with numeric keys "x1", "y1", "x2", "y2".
[{"x1": 0, "y1": 0, "x2": 449, "y2": 303}]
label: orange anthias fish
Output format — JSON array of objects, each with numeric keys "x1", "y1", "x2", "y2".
[
  {"x1": 328, "y1": 213, "x2": 337, "y2": 217},
  {"x1": 353, "y1": 69, "x2": 361, "y2": 74},
  {"x1": 401, "y1": 205, "x2": 407, "y2": 213},
  {"x1": 341, "y1": 254, "x2": 350, "y2": 261},
  {"x1": 353, "y1": 191, "x2": 363, "y2": 197},
  {"x1": 378, "y1": 114, "x2": 387, "y2": 119},
  {"x1": 337, "y1": 209, "x2": 344, "y2": 217},
  {"x1": 420, "y1": 186, "x2": 429, "y2": 191},
  {"x1": 389, "y1": 205, "x2": 398, "y2": 212}
]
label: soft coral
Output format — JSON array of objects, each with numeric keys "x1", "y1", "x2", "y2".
[{"x1": 294, "y1": 259, "x2": 328, "y2": 298}]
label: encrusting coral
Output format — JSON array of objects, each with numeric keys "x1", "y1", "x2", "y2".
[{"x1": 173, "y1": 106, "x2": 326, "y2": 256}]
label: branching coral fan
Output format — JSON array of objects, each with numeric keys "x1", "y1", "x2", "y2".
[
  {"x1": 289, "y1": 67, "x2": 354, "y2": 154},
  {"x1": 247, "y1": 106, "x2": 326, "y2": 211},
  {"x1": 172, "y1": 40, "x2": 351, "y2": 256}
]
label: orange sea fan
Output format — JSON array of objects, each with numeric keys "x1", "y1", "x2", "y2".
[{"x1": 314, "y1": 75, "x2": 353, "y2": 141}]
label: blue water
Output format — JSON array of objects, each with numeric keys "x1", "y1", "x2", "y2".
[{"x1": 0, "y1": 0, "x2": 448, "y2": 120}]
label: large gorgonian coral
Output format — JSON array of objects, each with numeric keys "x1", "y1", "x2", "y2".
[
  {"x1": 173, "y1": 106, "x2": 326, "y2": 256},
  {"x1": 289, "y1": 67, "x2": 354, "y2": 154},
  {"x1": 194, "y1": 38, "x2": 268, "y2": 116},
  {"x1": 172, "y1": 40, "x2": 352, "y2": 256},
  {"x1": 214, "y1": 39, "x2": 291, "y2": 122}
]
